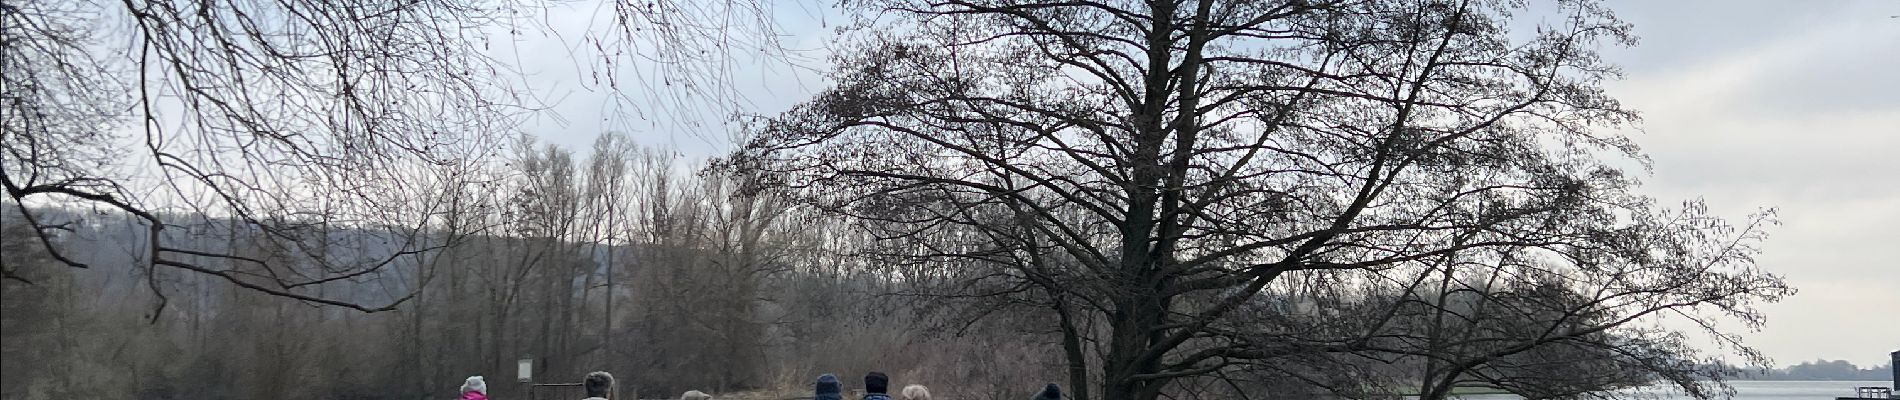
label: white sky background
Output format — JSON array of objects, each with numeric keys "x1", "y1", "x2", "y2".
[
  {"x1": 507, "y1": 0, "x2": 1900, "y2": 367},
  {"x1": 496, "y1": 1, "x2": 840, "y2": 156},
  {"x1": 1599, "y1": 0, "x2": 1899, "y2": 368}
]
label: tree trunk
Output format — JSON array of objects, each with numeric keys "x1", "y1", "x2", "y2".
[
  {"x1": 1055, "y1": 297, "x2": 1091, "y2": 400},
  {"x1": 1101, "y1": 293, "x2": 1168, "y2": 400},
  {"x1": 604, "y1": 231, "x2": 616, "y2": 368}
]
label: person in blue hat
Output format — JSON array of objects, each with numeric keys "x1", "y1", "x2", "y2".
[
  {"x1": 815, "y1": 374, "x2": 844, "y2": 400},
  {"x1": 1033, "y1": 383, "x2": 1062, "y2": 400}
]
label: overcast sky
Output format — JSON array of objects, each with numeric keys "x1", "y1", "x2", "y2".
[
  {"x1": 511, "y1": 0, "x2": 1900, "y2": 367},
  {"x1": 1601, "y1": 0, "x2": 1899, "y2": 367}
]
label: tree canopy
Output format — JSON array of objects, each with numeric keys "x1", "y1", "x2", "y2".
[{"x1": 736, "y1": 1, "x2": 1792, "y2": 399}]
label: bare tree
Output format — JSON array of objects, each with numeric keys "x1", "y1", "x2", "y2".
[
  {"x1": 2, "y1": 0, "x2": 525, "y2": 312},
  {"x1": 1383, "y1": 242, "x2": 1766, "y2": 400},
  {"x1": 1, "y1": 0, "x2": 794, "y2": 313},
  {"x1": 580, "y1": 131, "x2": 639, "y2": 368},
  {"x1": 736, "y1": 1, "x2": 1793, "y2": 400},
  {"x1": 697, "y1": 167, "x2": 803, "y2": 391}
]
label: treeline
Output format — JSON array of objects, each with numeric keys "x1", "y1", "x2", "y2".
[
  {"x1": 1, "y1": 133, "x2": 1062, "y2": 400},
  {"x1": 1745, "y1": 360, "x2": 1894, "y2": 381},
  {"x1": 3, "y1": 130, "x2": 1703, "y2": 400}
]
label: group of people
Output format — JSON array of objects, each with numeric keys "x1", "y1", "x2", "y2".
[
  {"x1": 812, "y1": 372, "x2": 1065, "y2": 400},
  {"x1": 451, "y1": 370, "x2": 1066, "y2": 400},
  {"x1": 455, "y1": 371, "x2": 618, "y2": 400}
]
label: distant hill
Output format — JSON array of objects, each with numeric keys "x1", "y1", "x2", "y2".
[{"x1": 1742, "y1": 359, "x2": 1893, "y2": 381}]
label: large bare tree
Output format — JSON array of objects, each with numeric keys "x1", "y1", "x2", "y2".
[{"x1": 736, "y1": 0, "x2": 1792, "y2": 399}]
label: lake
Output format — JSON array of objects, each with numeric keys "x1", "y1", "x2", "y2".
[{"x1": 1435, "y1": 380, "x2": 1894, "y2": 399}]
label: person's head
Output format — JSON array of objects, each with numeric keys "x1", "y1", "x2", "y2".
[
  {"x1": 901, "y1": 385, "x2": 931, "y2": 400},
  {"x1": 461, "y1": 376, "x2": 487, "y2": 395},
  {"x1": 815, "y1": 374, "x2": 843, "y2": 400},
  {"x1": 864, "y1": 372, "x2": 890, "y2": 394},
  {"x1": 584, "y1": 371, "x2": 616, "y2": 398},
  {"x1": 1033, "y1": 383, "x2": 1062, "y2": 400}
]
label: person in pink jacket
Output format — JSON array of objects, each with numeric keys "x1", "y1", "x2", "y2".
[{"x1": 461, "y1": 376, "x2": 489, "y2": 400}]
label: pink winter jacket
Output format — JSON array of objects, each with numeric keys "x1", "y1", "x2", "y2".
[{"x1": 462, "y1": 391, "x2": 489, "y2": 400}]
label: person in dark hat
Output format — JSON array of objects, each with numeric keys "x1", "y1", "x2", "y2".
[
  {"x1": 815, "y1": 374, "x2": 844, "y2": 400},
  {"x1": 863, "y1": 372, "x2": 893, "y2": 400},
  {"x1": 1033, "y1": 383, "x2": 1062, "y2": 400}
]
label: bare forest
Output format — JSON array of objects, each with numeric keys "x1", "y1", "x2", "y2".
[
  {"x1": 2, "y1": 1, "x2": 1805, "y2": 400},
  {"x1": 4, "y1": 135, "x2": 1060, "y2": 399}
]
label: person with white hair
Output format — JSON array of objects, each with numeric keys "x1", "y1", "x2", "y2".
[
  {"x1": 581, "y1": 371, "x2": 615, "y2": 400},
  {"x1": 901, "y1": 384, "x2": 931, "y2": 400},
  {"x1": 460, "y1": 376, "x2": 488, "y2": 400}
]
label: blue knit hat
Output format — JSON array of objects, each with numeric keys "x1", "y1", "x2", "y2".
[
  {"x1": 816, "y1": 374, "x2": 843, "y2": 400},
  {"x1": 1034, "y1": 383, "x2": 1062, "y2": 400}
]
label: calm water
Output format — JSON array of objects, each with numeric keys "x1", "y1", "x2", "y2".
[{"x1": 1436, "y1": 380, "x2": 1894, "y2": 399}]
